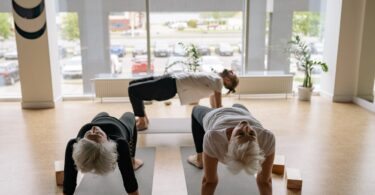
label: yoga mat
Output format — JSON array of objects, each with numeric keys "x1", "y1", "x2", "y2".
[
  {"x1": 74, "y1": 147, "x2": 155, "y2": 195},
  {"x1": 138, "y1": 118, "x2": 191, "y2": 134},
  {"x1": 180, "y1": 147, "x2": 259, "y2": 195}
]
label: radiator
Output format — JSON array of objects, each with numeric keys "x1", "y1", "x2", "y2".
[
  {"x1": 93, "y1": 75, "x2": 294, "y2": 101},
  {"x1": 236, "y1": 75, "x2": 294, "y2": 97},
  {"x1": 93, "y1": 78, "x2": 131, "y2": 101}
]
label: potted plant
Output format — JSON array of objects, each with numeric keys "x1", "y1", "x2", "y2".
[
  {"x1": 289, "y1": 35, "x2": 328, "y2": 101},
  {"x1": 164, "y1": 42, "x2": 201, "y2": 73}
]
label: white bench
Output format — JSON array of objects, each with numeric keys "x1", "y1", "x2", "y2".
[{"x1": 92, "y1": 74, "x2": 294, "y2": 102}]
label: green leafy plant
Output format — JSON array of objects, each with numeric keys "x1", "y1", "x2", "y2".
[
  {"x1": 289, "y1": 35, "x2": 328, "y2": 88},
  {"x1": 0, "y1": 13, "x2": 12, "y2": 39},
  {"x1": 61, "y1": 13, "x2": 80, "y2": 41},
  {"x1": 164, "y1": 43, "x2": 201, "y2": 73}
]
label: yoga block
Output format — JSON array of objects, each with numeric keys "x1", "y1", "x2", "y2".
[
  {"x1": 272, "y1": 155, "x2": 285, "y2": 175},
  {"x1": 55, "y1": 161, "x2": 64, "y2": 186},
  {"x1": 286, "y1": 168, "x2": 302, "y2": 190}
]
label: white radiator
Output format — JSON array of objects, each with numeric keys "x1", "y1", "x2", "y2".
[
  {"x1": 236, "y1": 75, "x2": 294, "y2": 97},
  {"x1": 92, "y1": 75, "x2": 294, "y2": 101},
  {"x1": 93, "y1": 78, "x2": 131, "y2": 101}
]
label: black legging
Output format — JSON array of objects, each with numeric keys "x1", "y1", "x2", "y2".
[
  {"x1": 89, "y1": 112, "x2": 138, "y2": 157},
  {"x1": 128, "y1": 74, "x2": 177, "y2": 117},
  {"x1": 191, "y1": 104, "x2": 249, "y2": 153}
]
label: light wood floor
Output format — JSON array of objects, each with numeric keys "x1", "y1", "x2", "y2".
[{"x1": 0, "y1": 96, "x2": 375, "y2": 195}]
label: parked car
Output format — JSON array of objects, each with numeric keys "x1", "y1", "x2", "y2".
[
  {"x1": 122, "y1": 29, "x2": 142, "y2": 36},
  {"x1": 62, "y1": 56, "x2": 82, "y2": 79},
  {"x1": 165, "y1": 56, "x2": 188, "y2": 73},
  {"x1": 238, "y1": 43, "x2": 242, "y2": 53},
  {"x1": 173, "y1": 43, "x2": 187, "y2": 56},
  {"x1": 197, "y1": 43, "x2": 211, "y2": 56},
  {"x1": 170, "y1": 22, "x2": 187, "y2": 31},
  {"x1": 110, "y1": 54, "x2": 122, "y2": 74},
  {"x1": 132, "y1": 45, "x2": 147, "y2": 57},
  {"x1": 154, "y1": 42, "x2": 170, "y2": 57},
  {"x1": 230, "y1": 57, "x2": 242, "y2": 74},
  {"x1": 199, "y1": 56, "x2": 224, "y2": 73},
  {"x1": 58, "y1": 46, "x2": 68, "y2": 59},
  {"x1": 110, "y1": 45, "x2": 125, "y2": 57},
  {"x1": 216, "y1": 43, "x2": 234, "y2": 56},
  {"x1": 4, "y1": 50, "x2": 18, "y2": 60},
  {"x1": 131, "y1": 55, "x2": 154, "y2": 75},
  {"x1": 309, "y1": 42, "x2": 324, "y2": 54},
  {"x1": 0, "y1": 49, "x2": 4, "y2": 58},
  {"x1": 0, "y1": 62, "x2": 19, "y2": 85}
]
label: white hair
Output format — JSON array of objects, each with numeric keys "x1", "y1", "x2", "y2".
[
  {"x1": 225, "y1": 138, "x2": 265, "y2": 175},
  {"x1": 72, "y1": 139, "x2": 118, "y2": 175}
]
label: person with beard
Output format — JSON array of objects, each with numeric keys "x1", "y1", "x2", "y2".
[{"x1": 128, "y1": 69, "x2": 239, "y2": 130}]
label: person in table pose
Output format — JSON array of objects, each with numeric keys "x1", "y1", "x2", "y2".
[
  {"x1": 63, "y1": 112, "x2": 143, "y2": 195},
  {"x1": 188, "y1": 104, "x2": 275, "y2": 195},
  {"x1": 128, "y1": 69, "x2": 239, "y2": 130}
]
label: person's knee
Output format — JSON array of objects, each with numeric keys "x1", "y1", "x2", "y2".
[
  {"x1": 123, "y1": 112, "x2": 135, "y2": 119},
  {"x1": 233, "y1": 103, "x2": 249, "y2": 111},
  {"x1": 192, "y1": 106, "x2": 201, "y2": 117},
  {"x1": 98, "y1": 112, "x2": 109, "y2": 116},
  {"x1": 128, "y1": 85, "x2": 136, "y2": 95},
  {"x1": 232, "y1": 103, "x2": 243, "y2": 107}
]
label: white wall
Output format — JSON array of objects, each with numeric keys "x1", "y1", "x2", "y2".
[
  {"x1": 320, "y1": 0, "x2": 366, "y2": 102},
  {"x1": 356, "y1": 0, "x2": 375, "y2": 100}
]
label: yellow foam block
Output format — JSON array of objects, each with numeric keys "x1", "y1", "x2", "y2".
[
  {"x1": 55, "y1": 161, "x2": 64, "y2": 186},
  {"x1": 272, "y1": 155, "x2": 285, "y2": 175},
  {"x1": 286, "y1": 168, "x2": 302, "y2": 190}
]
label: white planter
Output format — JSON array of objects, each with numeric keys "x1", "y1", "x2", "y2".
[{"x1": 298, "y1": 86, "x2": 313, "y2": 101}]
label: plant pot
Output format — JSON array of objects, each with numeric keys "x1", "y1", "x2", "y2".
[{"x1": 298, "y1": 86, "x2": 313, "y2": 101}]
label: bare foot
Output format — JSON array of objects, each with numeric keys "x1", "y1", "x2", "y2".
[
  {"x1": 136, "y1": 117, "x2": 148, "y2": 131},
  {"x1": 132, "y1": 158, "x2": 144, "y2": 171},
  {"x1": 187, "y1": 154, "x2": 203, "y2": 169}
]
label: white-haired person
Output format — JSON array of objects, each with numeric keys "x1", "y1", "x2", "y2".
[
  {"x1": 187, "y1": 104, "x2": 275, "y2": 195},
  {"x1": 128, "y1": 69, "x2": 239, "y2": 130},
  {"x1": 63, "y1": 112, "x2": 143, "y2": 195}
]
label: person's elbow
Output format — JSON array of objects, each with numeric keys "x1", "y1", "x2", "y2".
[
  {"x1": 256, "y1": 176, "x2": 272, "y2": 195},
  {"x1": 257, "y1": 176, "x2": 271, "y2": 186},
  {"x1": 203, "y1": 180, "x2": 218, "y2": 188},
  {"x1": 202, "y1": 178, "x2": 219, "y2": 195}
]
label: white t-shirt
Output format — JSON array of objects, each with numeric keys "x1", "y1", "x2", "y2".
[
  {"x1": 202, "y1": 107, "x2": 275, "y2": 163},
  {"x1": 173, "y1": 72, "x2": 222, "y2": 105}
]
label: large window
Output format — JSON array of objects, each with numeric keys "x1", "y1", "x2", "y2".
[
  {"x1": 108, "y1": 12, "x2": 147, "y2": 77},
  {"x1": 290, "y1": 11, "x2": 326, "y2": 92},
  {"x1": 0, "y1": 13, "x2": 21, "y2": 98},
  {"x1": 150, "y1": 12, "x2": 242, "y2": 75},
  {"x1": 53, "y1": 0, "x2": 328, "y2": 96},
  {"x1": 57, "y1": 12, "x2": 83, "y2": 96}
]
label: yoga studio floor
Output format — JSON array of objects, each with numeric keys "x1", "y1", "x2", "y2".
[{"x1": 0, "y1": 96, "x2": 374, "y2": 195}]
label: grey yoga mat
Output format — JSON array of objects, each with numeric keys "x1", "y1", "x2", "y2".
[
  {"x1": 138, "y1": 118, "x2": 191, "y2": 134},
  {"x1": 180, "y1": 147, "x2": 259, "y2": 195},
  {"x1": 74, "y1": 147, "x2": 155, "y2": 195}
]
